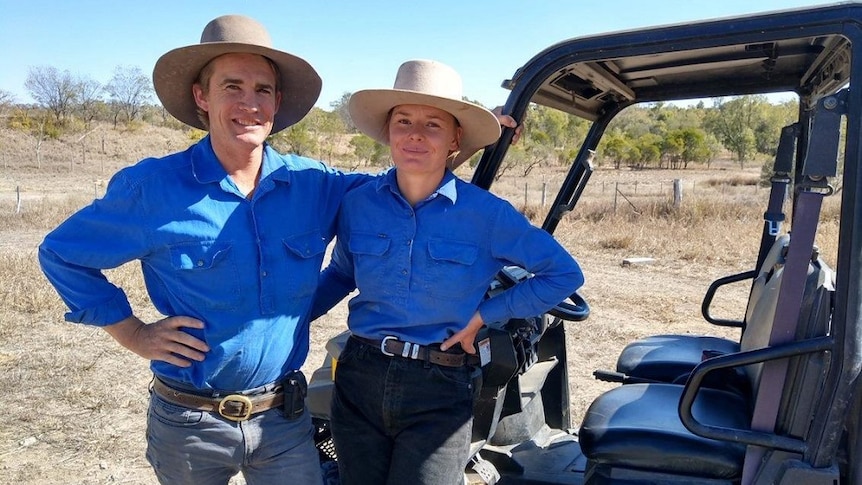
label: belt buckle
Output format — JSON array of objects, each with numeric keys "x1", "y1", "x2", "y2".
[
  {"x1": 218, "y1": 394, "x2": 254, "y2": 422},
  {"x1": 380, "y1": 336, "x2": 397, "y2": 357}
]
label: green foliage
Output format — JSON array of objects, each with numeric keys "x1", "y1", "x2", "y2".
[
  {"x1": 703, "y1": 95, "x2": 769, "y2": 168},
  {"x1": 329, "y1": 92, "x2": 355, "y2": 133},
  {"x1": 187, "y1": 128, "x2": 206, "y2": 141},
  {"x1": 0, "y1": 66, "x2": 813, "y2": 172},
  {"x1": 349, "y1": 134, "x2": 387, "y2": 168},
  {"x1": 6, "y1": 108, "x2": 33, "y2": 131},
  {"x1": 268, "y1": 117, "x2": 319, "y2": 157}
]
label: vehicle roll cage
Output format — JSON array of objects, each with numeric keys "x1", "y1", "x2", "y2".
[{"x1": 471, "y1": 2, "x2": 862, "y2": 481}]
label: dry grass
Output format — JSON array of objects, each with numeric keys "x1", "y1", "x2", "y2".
[{"x1": 0, "y1": 124, "x2": 843, "y2": 484}]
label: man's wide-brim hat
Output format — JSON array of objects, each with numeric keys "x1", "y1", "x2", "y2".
[
  {"x1": 153, "y1": 15, "x2": 321, "y2": 134},
  {"x1": 349, "y1": 59, "x2": 500, "y2": 168}
]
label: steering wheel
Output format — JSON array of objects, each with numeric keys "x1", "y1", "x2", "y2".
[
  {"x1": 548, "y1": 290, "x2": 590, "y2": 321},
  {"x1": 494, "y1": 267, "x2": 590, "y2": 322}
]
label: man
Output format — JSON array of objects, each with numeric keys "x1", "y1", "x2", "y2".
[
  {"x1": 38, "y1": 15, "x2": 367, "y2": 484},
  {"x1": 40, "y1": 14, "x2": 522, "y2": 484}
]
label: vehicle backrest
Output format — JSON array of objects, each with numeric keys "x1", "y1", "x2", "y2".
[
  {"x1": 739, "y1": 240, "x2": 834, "y2": 396},
  {"x1": 744, "y1": 234, "x2": 791, "y2": 325},
  {"x1": 777, "y1": 261, "x2": 834, "y2": 437}
]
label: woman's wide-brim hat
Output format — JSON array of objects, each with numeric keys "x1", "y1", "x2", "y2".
[
  {"x1": 153, "y1": 15, "x2": 321, "y2": 134},
  {"x1": 349, "y1": 59, "x2": 500, "y2": 168}
]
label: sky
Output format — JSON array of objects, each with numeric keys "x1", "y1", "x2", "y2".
[{"x1": 0, "y1": 1, "x2": 840, "y2": 111}]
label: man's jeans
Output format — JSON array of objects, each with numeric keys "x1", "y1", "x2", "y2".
[
  {"x1": 331, "y1": 337, "x2": 476, "y2": 485},
  {"x1": 145, "y1": 390, "x2": 322, "y2": 485}
]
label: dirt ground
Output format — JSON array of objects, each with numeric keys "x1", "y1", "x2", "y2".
[{"x1": 0, "y1": 131, "x2": 756, "y2": 484}]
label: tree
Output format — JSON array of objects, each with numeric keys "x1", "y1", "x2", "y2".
[
  {"x1": 330, "y1": 92, "x2": 355, "y2": 133},
  {"x1": 304, "y1": 108, "x2": 346, "y2": 160},
  {"x1": 0, "y1": 89, "x2": 14, "y2": 116},
  {"x1": 75, "y1": 76, "x2": 103, "y2": 127},
  {"x1": 520, "y1": 131, "x2": 553, "y2": 177},
  {"x1": 607, "y1": 105, "x2": 654, "y2": 138},
  {"x1": 633, "y1": 133, "x2": 662, "y2": 169},
  {"x1": 704, "y1": 95, "x2": 767, "y2": 168},
  {"x1": 349, "y1": 134, "x2": 386, "y2": 169},
  {"x1": 25, "y1": 65, "x2": 78, "y2": 124},
  {"x1": 104, "y1": 65, "x2": 153, "y2": 126},
  {"x1": 753, "y1": 99, "x2": 798, "y2": 155},
  {"x1": 662, "y1": 130, "x2": 686, "y2": 169},
  {"x1": 598, "y1": 129, "x2": 633, "y2": 169},
  {"x1": 528, "y1": 105, "x2": 568, "y2": 148},
  {"x1": 269, "y1": 117, "x2": 318, "y2": 157},
  {"x1": 663, "y1": 127, "x2": 712, "y2": 168}
]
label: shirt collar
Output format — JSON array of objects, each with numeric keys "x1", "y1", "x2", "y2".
[
  {"x1": 190, "y1": 136, "x2": 288, "y2": 186},
  {"x1": 377, "y1": 168, "x2": 458, "y2": 204}
]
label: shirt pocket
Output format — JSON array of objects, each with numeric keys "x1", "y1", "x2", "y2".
[
  {"x1": 282, "y1": 230, "x2": 328, "y2": 297},
  {"x1": 348, "y1": 233, "x2": 391, "y2": 257},
  {"x1": 348, "y1": 233, "x2": 393, "y2": 294},
  {"x1": 169, "y1": 241, "x2": 241, "y2": 310},
  {"x1": 425, "y1": 239, "x2": 480, "y2": 298}
]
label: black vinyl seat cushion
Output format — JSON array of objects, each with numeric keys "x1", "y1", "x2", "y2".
[
  {"x1": 579, "y1": 383, "x2": 749, "y2": 480},
  {"x1": 616, "y1": 335, "x2": 740, "y2": 382}
]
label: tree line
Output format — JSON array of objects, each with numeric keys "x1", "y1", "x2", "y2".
[{"x1": 0, "y1": 64, "x2": 799, "y2": 177}]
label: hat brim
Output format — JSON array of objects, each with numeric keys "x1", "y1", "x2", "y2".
[
  {"x1": 153, "y1": 42, "x2": 322, "y2": 134},
  {"x1": 349, "y1": 89, "x2": 501, "y2": 168}
]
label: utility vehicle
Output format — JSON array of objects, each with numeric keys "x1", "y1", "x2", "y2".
[{"x1": 309, "y1": 3, "x2": 862, "y2": 483}]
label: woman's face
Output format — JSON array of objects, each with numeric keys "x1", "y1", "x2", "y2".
[{"x1": 387, "y1": 104, "x2": 461, "y2": 177}]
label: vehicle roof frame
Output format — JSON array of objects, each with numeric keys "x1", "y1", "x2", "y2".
[{"x1": 472, "y1": 2, "x2": 862, "y2": 477}]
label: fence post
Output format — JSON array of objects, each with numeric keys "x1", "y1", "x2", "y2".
[
  {"x1": 614, "y1": 182, "x2": 619, "y2": 214},
  {"x1": 524, "y1": 182, "x2": 528, "y2": 207},
  {"x1": 673, "y1": 179, "x2": 683, "y2": 208},
  {"x1": 541, "y1": 182, "x2": 547, "y2": 207},
  {"x1": 16, "y1": 186, "x2": 21, "y2": 214}
]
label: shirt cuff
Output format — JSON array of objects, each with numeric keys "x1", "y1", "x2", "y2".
[
  {"x1": 477, "y1": 297, "x2": 508, "y2": 326},
  {"x1": 64, "y1": 288, "x2": 134, "y2": 326}
]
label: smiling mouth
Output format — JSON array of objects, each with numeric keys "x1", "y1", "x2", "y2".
[{"x1": 235, "y1": 119, "x2": 261, "y2": 127}]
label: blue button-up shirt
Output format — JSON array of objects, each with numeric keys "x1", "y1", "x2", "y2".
[
  {"x1": 313, "y1": 169, "x2": 584, "y2": 345},
  {"x1": 39, "y1": 136, "x2": 371, "y2": 391}
]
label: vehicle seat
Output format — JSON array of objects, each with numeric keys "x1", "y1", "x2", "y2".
[
  {"x1": 579, "y1": 259, "x2": 834, "y2": 482},
  {"x1": 612, "y1": 234, "x2": 792, "y2": 388}
]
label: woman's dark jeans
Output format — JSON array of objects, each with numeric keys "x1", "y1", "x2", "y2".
[{"x1": 331, "y1": 337, "x2": 476, "y2": 485}]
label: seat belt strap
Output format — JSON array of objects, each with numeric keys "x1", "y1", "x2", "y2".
[
  {"x1": 741, "y1": 90, "x2": 843, "y2": 485},
  {"x1": 755, "y1": 123, "x2": 797, "y2": 271}
]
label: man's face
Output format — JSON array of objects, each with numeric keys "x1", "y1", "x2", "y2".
[
  {"x1": 192, "y1": 53, "x2": 281, "y2": 151},
  {"x1": 387, "y1": 104, "x2": 461, "y2": 177}
]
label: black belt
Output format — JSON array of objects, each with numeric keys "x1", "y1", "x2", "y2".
[
  {"x1": 151, "y1": 377, "x2": 284, "y2": 422},
  {"x1": 352, "y1": 335, "x2": 479, "y2": 368}
]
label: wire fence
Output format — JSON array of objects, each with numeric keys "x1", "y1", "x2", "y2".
[
  {"x1": 492, "y1": 176, "x2": 764, "y2": 213},
  {"x1": 5, "y1": 176, "x2": 765, "y2": 216}
]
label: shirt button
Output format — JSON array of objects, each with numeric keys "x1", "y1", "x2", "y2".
[
  {"x1": 196, "y1": 260, "x2": 204, "y2": 267},
  {"x1": 262, "y1": 271, "x2": 268, "y2": 277},
  {"x1": 401, "y1": 270, "x2": 408, "y2": 275}
]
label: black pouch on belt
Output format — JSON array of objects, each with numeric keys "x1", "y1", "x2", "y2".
[{"x1": 282, "y1": 370, "x2": 307, "y2": 420}]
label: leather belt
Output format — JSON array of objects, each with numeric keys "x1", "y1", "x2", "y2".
[
  {"x1": 352, "y1": 335, "x2": 479, "y2": 368},
  {"x1": 151, "y1": 377, "x2": 284, "y2": 422}
]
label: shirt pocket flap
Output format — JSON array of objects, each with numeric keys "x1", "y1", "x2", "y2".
[
  {"x1": 169, "y1": 241, "x2": 232, "y2": 270},
  {"x1": 348, "y1": 233, "x2": 391, "y2": 256},
  {"x1": 283, "y1": 231, "x2": 327, "y2": 259},
  {"x1": 428, "y1": 239, "x2": 479, "y2": 265}
]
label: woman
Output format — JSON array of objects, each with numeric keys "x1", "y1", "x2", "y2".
[{"x1": 312, "y1": 59, "x2": 584, "y2": 485}]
